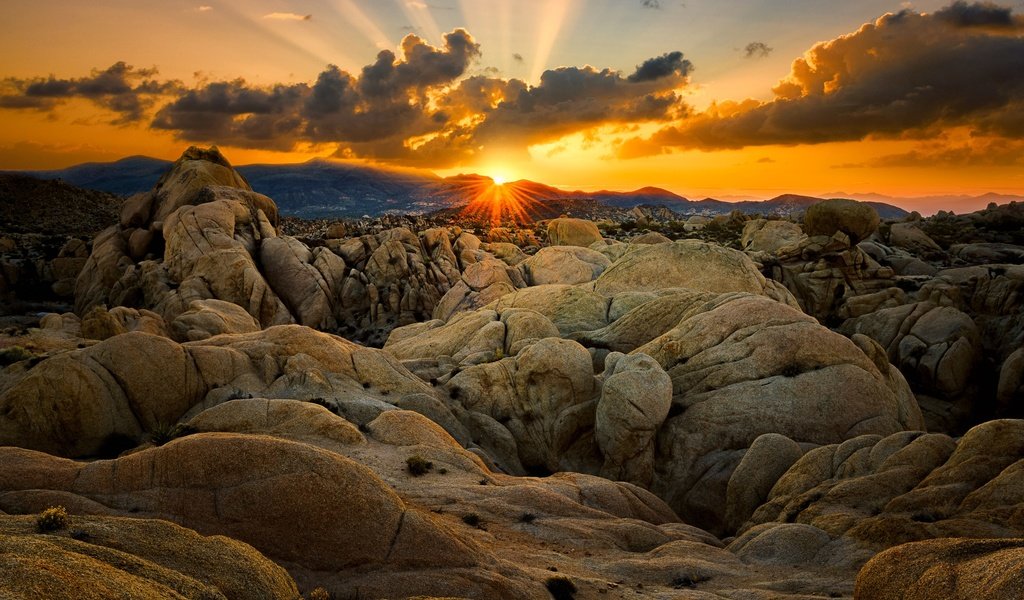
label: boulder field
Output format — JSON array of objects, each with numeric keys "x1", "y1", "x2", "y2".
[{"x1": 2, "y1": 147, "x2": 1023, "y2": 599}]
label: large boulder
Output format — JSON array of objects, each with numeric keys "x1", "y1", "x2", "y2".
[
  {"x1": 804, "y1": 199, "x2": 880, "y2": 244},
  {"x1": 0, "y1": 514, "x2": 299, "y2": 600},
  {"x1": 0, "y1": 433, "x2": 480, "y2": 574},
  {"x1": 741, "y1": 219, "x2": 806, "y2": 253},
  {"x1": 636, "y1": 292, "x2": 922, "y2": 533},
  {"x1": 855, "y1": 538, "x2": 1024, "y2": 600},
  {"x1": 595, "y1": 352, "x2": 672, "y2": 486},
  {"x1": 169, "y1": 298, "x2": 261, "y2": 341},
  {"x1": 590, "y1": 239, "x2": 797, "y2": 305},
  {"x1": 520, "y1": 246, "x2": 611, "y2": 286},
  {"x1": 547, "y1": 217, "x2": 603, "y2": 247}
]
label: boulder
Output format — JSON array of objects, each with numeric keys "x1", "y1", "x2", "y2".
[
  {"x1": 595, "y1": 352, "x2": 672, "y2": 486},
  {"x1": 520, "y1": 246, "x2": 611, "y2": 286},
  {"x1": 856, "y1": 538, "x2": 1024, "y2": 600},
  {"x1": 547, "y1": 218, "x2": 603, "y2": 247},
  {"x1": 804, "y1": 199, "x2": 880, "y2": 244},
  {"x1": 590, "y1": 240, "x2": 785, "y2": 299},
  {"x1": 170, "y1": 298, "x2": 261, "y2": 341},
  {"x1": 741, "y1": 219, "x2": 806, "y2": 253},
  {"x1": 0, "y1": 514, "x2": 299, "y2": 600}
]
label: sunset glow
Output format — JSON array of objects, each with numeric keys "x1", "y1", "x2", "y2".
[
  {"x1": 457, "y1": 179, "x2": 544, "y2": 225},
  {"x1": 0, "y1": 1, "x2": 1022, "y2": 206}
]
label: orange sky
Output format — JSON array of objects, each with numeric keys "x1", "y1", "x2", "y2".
[{"x1": 1, "y1": 1, "x2": 1023, "y2": 204}]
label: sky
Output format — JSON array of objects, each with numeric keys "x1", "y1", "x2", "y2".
[{"x1": 1, "y1": 0, "x2": 1023, "y2": 201}]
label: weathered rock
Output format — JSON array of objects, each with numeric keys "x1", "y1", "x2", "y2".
[
  {"x1": 804, "y1": 199, "x2": 880, "y2": 244},
  {"x1": 0, "y1": 514, "x2": 300, "y2": 600},
  {"x1": 547, "y1": 218, "x2": 603, "y2": 247},
  {"x1": 0, "y1": 326, "x2": 434, "y2": 457},
  {"x1": 635, "y1": 292, "x2": 922, "y2": 533},
  {"x1": 169, "y1": 298, "x2": 261, "y2": 341},
  {"x1": 630, "y1": 231, "x2": 672, "y2": 245},
  {"x1": 741, "y1": 219, "x2": 806, "y2": 253},
  {"x1": 842, "y1": 301, "x2": 982, "y2": 431},
  {"x1": 0, "y1": 434, "x2": 480, "y2": 574},
  {"x1": 520, "y1": 246, "x2": 611, "y2": 286},
  {"x1": 747, "y1": 420, "x2": 1024, "y2": 566},
  {"x1": 591, "y1": 240, "x2": 793, "y2": 302},
  {"x1": 855, "y1": 538, "x2": 1024, "y2": 600},
  {"x1": 596, "y1": 352, "x2": 672, "y2": 486},
  {"x1": 889, "y1": 223, "x2": 943, "y2": 255}
]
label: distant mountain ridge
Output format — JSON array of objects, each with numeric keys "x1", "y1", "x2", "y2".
[{"x1": 10, "y1": 155, "x2": 918, "y2": 220}]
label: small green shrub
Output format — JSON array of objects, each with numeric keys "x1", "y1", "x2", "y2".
[
  {"x1": 545, "y1": 576, "x2": 577, "y2": 600},
  {"x1": 36, "y1": 506, "x2": 70, "y2": 533},
  {"x1": 406, "y1": 455, "x2": 433, "y2": 476},
  {"x1": 0, "y1": 346, "x2": 35, "y2": 366}
]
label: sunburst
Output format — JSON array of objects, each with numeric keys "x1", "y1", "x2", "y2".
[{"x1": 454, "y1": 177, "x2": 543, "y2": 225}]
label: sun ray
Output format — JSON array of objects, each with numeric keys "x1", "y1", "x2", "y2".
[
  {"x1": 454, "y1": 177, "x2": 547, "y2": 226},
  {"x1": 396, "y1": 0, "x2": 444, "y2": 45},
  {"x1": 212, "y1": 2, "x2": 341, "y2": 71},
  {"x1": 327, "y1": 0, "x2": 394, "y2": 50},
  {"x1": 530, "y1": 0, "x2": 582, "y2": 84}
]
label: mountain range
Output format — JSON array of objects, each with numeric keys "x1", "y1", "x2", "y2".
[{"x1": 10, "y1": 155, "x2": 992, "y2": 221}]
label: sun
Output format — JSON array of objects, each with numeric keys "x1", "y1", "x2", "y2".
[{"x1": 491, "y1": 173, "x2": 508, "y2": 186}]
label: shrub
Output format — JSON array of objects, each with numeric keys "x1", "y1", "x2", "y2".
[
  {"x1": 307, "y1": 588, "x2": 330, "y2": 600},
  {"x1": 0, "y1": 346, "x2": 35, "y2": 366},
  {"x1": 461, "y1": 513, "x2": 481, "y2": 527},
  {"x1": 150, "y1": 422, "x2": 196, "y2": 447},
  {"x1": 406, "y1": 455, "x2": 433, "y2": 476},
  {"x1": 672, "y1": 574, "x2": 708, "y2": 588},
  {"x1": 36, "y1": 506, "x2": 70, "y2": 533},
  {"x1": 545, "y1": 576, "x2": 577, "y2": 600}
]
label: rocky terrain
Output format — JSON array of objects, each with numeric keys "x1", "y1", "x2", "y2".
[{"x1": 1, "y1": 146, "x2": 1022, "y2": 599}]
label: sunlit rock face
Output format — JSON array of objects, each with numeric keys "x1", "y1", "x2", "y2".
[{"x1": 73, "y1": 147, "x2": 478, "y2": 345}]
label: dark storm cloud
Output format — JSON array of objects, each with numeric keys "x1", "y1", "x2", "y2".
[
  {"x1": 0, "y1": 62, "x2": 180, "y2": 124},
  {"x1": 627, "y1": 51, "x2": 693, "y2": 82},
  {"x1": 934, "y1": 0, "x2": 1022, "y2": 28},
  {"x1": 151, "y1": 80, "x2": 309, "y2": 149},
  {"x1": 616, "y1": 2, "x2": 1024, "y2": 156},
  {"x1": 744, "y1": 42, "x2": 773, "y2": 58}
]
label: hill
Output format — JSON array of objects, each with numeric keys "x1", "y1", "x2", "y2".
[
  {"x1": 11, "y1": 156, "x2": 909, "y2": 220},
  {"x1": 0, "y1": 173, "x2": 123, "y2": 236}
]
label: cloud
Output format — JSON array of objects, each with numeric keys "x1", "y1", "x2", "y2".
[
  {"x1": 744, "y1": 42, "x2": 773, "y2": 58},
  {"x1": 627, "y1": 51, "x2": 693, "y2": 82},
  {"x1": 512, "y1": 53, "x2": 524, "y2": 63},
  {"x1": 841, "y1": 139, "x2": 1024, "y2": 168},
  {"x1": 0, "y1": 62, "x2": 181, "y2": 124},
  {"x1": 145, "y1": 29, "x2": 690, "y2": 166},
  {"x1": 616, "y1": 2, "x2": 1024, "y2": 156},
  {"x1": 934, "y1": 0, "x2": 1022, "y2": 28},
  {"x1": 0, "y1": 28, "x2": 693, "y2": 167},
  {"x1": 263, "y1": 12, "x2": 312, "y2": 21},
  {"x1": 195, "y1": 6, "x2": 213, "y2": 12},
  {"x1": 642, "y1": 0, "x2": 662, "y2": 8}
]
